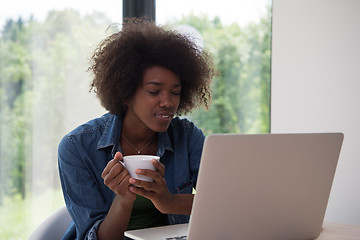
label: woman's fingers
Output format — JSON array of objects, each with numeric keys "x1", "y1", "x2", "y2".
[
  {"x1": 104, "y1": 162, "x2": 126, "y2": 186},
  {"x1": 101, "y1": 152, "x2": 135, "y2": 195},
  {"x1": 101, "y1": 152, "x2": 124, "y2": 178},
  {"x1": 101, "y1": 159, "x2": 119, "y2": 178},
  {"x1": 152, "y1": 159, "x2": 165, "y2": 176},
  {"x1": 114, "y1": 151, "x2": 124, "y2": 162},
  {"x1": 127, "y1": 159, "x2": 165, "y2": 190}
]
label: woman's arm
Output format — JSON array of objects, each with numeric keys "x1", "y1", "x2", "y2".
[
  {"x1": 97, "y1": 195, "x2": 133, "y2": 240},
  {"x1": 59, "y1": 136, "x2": 114, "y2": 239},
  {"x1": 97, "y1": 152, "x2": 136, "y2": 240}
]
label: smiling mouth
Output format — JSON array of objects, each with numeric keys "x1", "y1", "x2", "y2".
[{"x1": 156, "y1": 113, "x2": 173, "y2": 120}]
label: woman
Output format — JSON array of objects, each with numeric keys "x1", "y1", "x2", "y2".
[{"x1": 58, "y1": 18, "x2": 214, "y2": 240}]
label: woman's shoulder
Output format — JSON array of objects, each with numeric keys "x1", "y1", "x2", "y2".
[
  {"x1": 59, "y1": 113, "x2": 116, "y2": 151},
  {"x1": 170, "y1": 117, "x2": 204, "y2": 138},
  {"x1": 66, "y1": 113, "x2": 114, "y2": 136},
  {"x1": 170, "y1": 116, "x2": 196, "y2": 129}
]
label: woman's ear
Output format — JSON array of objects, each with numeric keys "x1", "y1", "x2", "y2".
[{"x1": 124, "y1": 98, "x2": 132, "y2": 107}]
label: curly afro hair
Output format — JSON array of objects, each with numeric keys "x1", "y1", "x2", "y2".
[{"x1": 89, "y1": 18, "x2": 215, "y2": 116}]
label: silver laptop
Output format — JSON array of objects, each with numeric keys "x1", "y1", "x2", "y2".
[{"x1": 125, "y1": 133, "x2": 344, "y2": 240}]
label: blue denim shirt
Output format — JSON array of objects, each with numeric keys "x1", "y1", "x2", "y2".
[{"x1": 58, "y1": 113, "x2": 205, "y2": 240}]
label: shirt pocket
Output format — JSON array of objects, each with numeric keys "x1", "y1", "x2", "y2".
[{"x1": 176, "y1": 179, "x2": 194, "y2": 194}]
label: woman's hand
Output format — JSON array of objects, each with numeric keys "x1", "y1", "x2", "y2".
[
  {"x1": 101, "y1": 152, "x2": 136, "y2": 204},
  {"x1": 128, "y1": 159, "x2": 173, "y2": 213},
  {"x1": 128, "y1": 159, "x2": 194, "y2": 215}
]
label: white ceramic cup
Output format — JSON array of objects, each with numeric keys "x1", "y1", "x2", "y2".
[{"x1": 122, "y1": 155, "x2": 160, "y2": 182}]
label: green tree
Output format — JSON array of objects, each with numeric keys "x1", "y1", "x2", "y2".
[
  {"x1": 1, "y1": 8, "x2": 113, "y2": 239},
  {"x1": 0, "y1": 18, "x2": 32, "y2": 200},
  {"x1": 0, "y1": 9, "x2": 113, "y2": 203},
  {"x1": 176, "y1": 10, "x2": 271, "y2": 135}
]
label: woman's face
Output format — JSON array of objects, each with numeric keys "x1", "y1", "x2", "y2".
[{"x1": 126, "y1": 66, "x2": 181, "y2": 133}]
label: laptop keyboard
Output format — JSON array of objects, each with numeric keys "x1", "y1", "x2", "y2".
[{"x1": 165, "y1": 236, "x2": 187, "y2": 240}]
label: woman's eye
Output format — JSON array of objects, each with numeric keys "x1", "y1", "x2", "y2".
[
  {"x1": 172, "y1": 92, "x2": 181, "y2": 96},
  {"x1": 148, "y1": 91, "x2": 159, "y2": 95}
]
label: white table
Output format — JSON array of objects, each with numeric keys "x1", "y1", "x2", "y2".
[{"x1": 316, "y1": 222, "x2": 360, "y2": 240}]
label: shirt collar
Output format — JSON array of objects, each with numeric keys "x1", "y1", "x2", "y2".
[
  {"x1": 97, "y1": 113, "x2": 174, "y2": 157},
  {"x1": 97, "y1": 114, "x2": 122, "y2": 157},
  {"x1": 158, "y1": 130, "x2": 174, "y2": 157}
]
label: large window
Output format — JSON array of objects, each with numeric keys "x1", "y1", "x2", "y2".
[
  {"x1": 0, "y1": 1, "x2": 271, "y2": 238},
  {"x1": 157, "y1": 0, "x2": 272, "y2": 135}
]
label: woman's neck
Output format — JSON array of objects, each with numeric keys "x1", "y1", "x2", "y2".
[{"x1": 122, "y1": 118, "x2": 155, "y2": 143}]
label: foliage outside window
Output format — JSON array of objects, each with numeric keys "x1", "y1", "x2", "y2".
[
  {"x1": 174, "y1": 12, "x2": 271, "y2": 135},
  {"x1": 0, "y1": 5, "x2": 271, "y2": 239}
]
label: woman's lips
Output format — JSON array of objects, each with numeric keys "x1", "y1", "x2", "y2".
[{"x1": 156, "y1": 112, "x2": 173, "y2": 120}]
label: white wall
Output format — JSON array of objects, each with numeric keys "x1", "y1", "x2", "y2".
[{"x1": 271, "y1": 0, "x2": 360, "y2": 225}]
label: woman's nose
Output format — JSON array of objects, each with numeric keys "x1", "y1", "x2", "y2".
[{"x1": 159, "y1": 93, "x2": 173, "y2": 108}]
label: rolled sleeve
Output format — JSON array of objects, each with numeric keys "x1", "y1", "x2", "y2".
[{"x1": 86, "y1": 219, "x2": 103, "y2": 240}]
